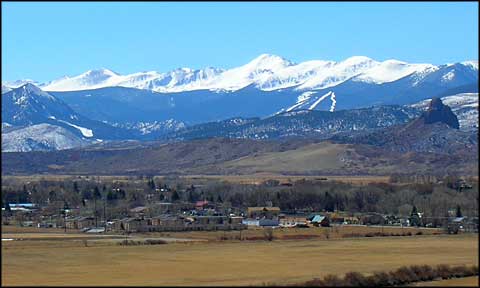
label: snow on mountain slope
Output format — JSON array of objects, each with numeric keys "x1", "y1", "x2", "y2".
[
  {"x1": 2, "y1": 85, "x2": 12, "y2": 94},
  {"x1": 2, "y1": 84, "x2": 136, "y2": 141},
  {"x1": 462, "y1": 60, "x2": 478, "y2": 70},
  {"x1": 411, "y1": 93, "x2": 478, "y2": 131},
  {"x1": 57, "y1": 120, "x2": 94, "y2": 137},
  {"x1": 352, "y1": 60, "x2": 434, "y2": 84},
  {"x1": 2, "y1": 123, "x2": 93, "y2": 152},
  {"x1": 31, "y1": 54, "x2": 465, "y2": 93},
  {"x1": 297, "y1": 56, "x2": 379, "y2": 90},
  {"x1": 41, "y1": 68, "x2": 121, "y2": 91},
  {"x1": 197, "y1": 54, "x2": 293, "y2": 91},
  {"x1": 2, "y1": 83, "x2": 80, "y2": 126},
  {"x1": 3, "y1": 79, "x2": 41, "y2": 89},
  {"x1": 278, "y1": 90, "x2": 337, "y2": 114}
]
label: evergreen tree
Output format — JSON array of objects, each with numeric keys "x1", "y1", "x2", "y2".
[
  {"x1": 456, "y1": 205, "x2": 462, "y2": 217},
  {"x1": 324, "y1": 192, "x2": 335, "y2": 212},
  {"x1": 4, "y1": 199, "x2": 11, "y2": 213},
  {"x1": 171, "y1": 190, "x2": 180, "y2": 202},
  {"x1": 410, "y1": 205, "x2": 418, "y2": 216},
  {"x1": 93, "y1": 186, "x2": 102, "y2": 200},
  {"x1": 107, "y1": 190, "x2": 116, "y2": 202},
  {"x1": 73, "y1": 182, "x2": 79, "y2": 193}
]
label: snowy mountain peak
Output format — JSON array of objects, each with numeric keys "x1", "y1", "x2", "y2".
[
  {"x1": 247, "y1": 53, "x2": 293, "y2": 70},
  {"x1": 83, "y1": 68, "x2": 119, "y2": 77},
  {"x1": 10, "y1": 54, "x2": 479, "y2": 94},
  {"x1": 462, "y1": 60, "x2": 479, "y2": 70},
  {"x1": 19, "y1": 83, "x2": 55, "y2": 100},
  {"x1": 341, "y1": 56, "x2": 376, "y2": 66},
  {"x1": 2, "y1": 79, "x2": 40, "y2": 89}
]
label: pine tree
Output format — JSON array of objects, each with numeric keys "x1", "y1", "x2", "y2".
[
  {"x1": 456, "y1": 205, "x2": 462, "y2": 218},
  {"x1": 410, "y1": 205, "x2": 418, "y2": 216},
  {"x1": 94, "y1": 186, "x2": 101, "y2": 200},
  {"x1": 73, "y1": 182, "x2": 79, "y2": 193},
  {"x1": 172, "y1": 190, "x2": 180, "y2": 202},
  {"x1": 4, "y1": 199, "x2": 11, "y2": 213}
]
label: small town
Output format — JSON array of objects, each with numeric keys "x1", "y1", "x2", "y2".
[{"x1": 3, "y1": 179, "x2": 477, "y2": 236}]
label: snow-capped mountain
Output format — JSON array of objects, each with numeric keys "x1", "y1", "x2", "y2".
[
  {"x1": 1, "y1": 83, "x2": 135, "y2": 140},
  {"x1": 40, "y1": 67, "x2": 225, "y2": 93},
  {"x1": 2, "y1": 79, "x2": 41, "y2": 90},
  {"x1": 2, "y1": 55, "x2": 477, "y2": 153},
  {"x1": 20, "y1": 54, "x2": 463, "y2": 93},
  {"x1": 2, "y1": 123, "x2": 94, "y2": 152}
]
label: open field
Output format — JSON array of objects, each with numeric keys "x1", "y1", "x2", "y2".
[
  {"x1": 3, "y1": 173, "x2": 478, "y2": 185},
  {"x1": 2, "y1": 224, "x2": 443, "y2": 242},
  {"x1": 2, "y1": 234, "x2": 477, "y2": 286},
  {"x1": 1, "y1": 173, "x2": 393, "y2": 185},
  {"x1": 412, "y1": 276, "x2": 479, "y2": 286},
  {"x1": 139, "y1": 225, "x2": 443, "y2": 241}
]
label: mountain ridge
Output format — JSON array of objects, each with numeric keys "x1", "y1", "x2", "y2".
[{"x1": 4, "y1": 55, "x2": 476, "y2": 94}]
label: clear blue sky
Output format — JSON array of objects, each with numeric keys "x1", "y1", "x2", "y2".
[{"x1": 2, "y1": 2, "x2": 478, "y2": 82}]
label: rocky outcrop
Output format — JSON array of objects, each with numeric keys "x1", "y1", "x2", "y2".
[{"x1": 418, "y1": 97, "x2": 460, "y2": 129}]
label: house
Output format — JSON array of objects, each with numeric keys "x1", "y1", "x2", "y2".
[
  {"x1": 247, "y1": 207, "x2": 280, "y2": 220},
  {"x1": 130, "y1": 206, "x2": 148, "y2": 218},
  {"x1": 343, "y1": 216, "x2": 360, "y2": 225},
  {"x1": 447, "y1": 217, "x2": 466, "y2": 234},
  {"x1": 329, "y1": 215, "x2": 345, "y2": 225},
  {"x1": 242, "y1": 218, "x2": 279, "y2": 227},
  {"x1": 229, "y1": 216, "x2": 244, "y2": 225},
  {"x1": 309, "y1": 215, "x2": 330, "y2": 227},
  {"x1": 65, "y1": 217, "x2": 95, "y2": 230},
  {"x1": 121, "y1": 218, "x2": 148, "y2": 233},
  {"x1": 195, "y1": 200, "x2": 217, "y2": 210},
  {"x1": 147, "y1": 215, "x2": 185, "y2": 231},
  {"x1": 8, "y1": 203, "x2": 37, "y2": 209}
]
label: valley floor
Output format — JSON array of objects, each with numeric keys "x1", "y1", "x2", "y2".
[{"x1": 2, "y1": 230, "x2": 477, "y2": 286}]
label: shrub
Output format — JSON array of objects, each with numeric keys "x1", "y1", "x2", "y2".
[
  {"x1": 298, "y1": 264, "x2": 479, "y2": 287},
  {"x1": 371, "y1": 271, "x2": 394, "y2": 286},
  {"x1": 321, "y1": 274, "x2": 342, "y2": 286},
  {"x1": 343, "y1": 272, "x2": 367, "y2": 286},
  {"x1": 416, "y1": 231, "x2": 423, "y2": 235},
  {"x1": 303, "y1": 278, "x2": 324, "y2": 287},
  {"x1": 144, "y1": 239, "x2": 167, "y2": 245},
  {"x1": 436, "y1": 264, "x2": 453, "y2": 279},
  {"x1": 391, "y1": 266, "x2": 419, "y2": 284}
]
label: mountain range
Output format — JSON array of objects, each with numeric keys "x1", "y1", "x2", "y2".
[
  {"x1": 2, "y1": 99, "x2": 477, "y2": 176},
  {"x1": 2, "y1": 54, "x2": 478, "y2": 152},
  {"x1": 4, "y1": 54, "x2": 477, "y2": 94}
]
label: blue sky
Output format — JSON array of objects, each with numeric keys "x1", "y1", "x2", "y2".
[{"x1": 2, "y1": 2, "x2": 478, "y2": 82}]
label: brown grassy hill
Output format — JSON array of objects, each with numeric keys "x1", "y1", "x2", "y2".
[{"x1": 2, "y1": 137, "x2": 477, "y2": 176}]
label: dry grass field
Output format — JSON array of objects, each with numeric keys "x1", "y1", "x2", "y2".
[
  {"x1": 220, "y1": 142, "x2": 348, "y2": 174},
  {"x1": 141, "y1": 225, "x2": 442, "y2": 241},
  {"x1": 1, "y1": 173, "x2": 392, "y2": 185},
  {"x1": 2, "y1": 233, "x2": 477, "y2": 286}
]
